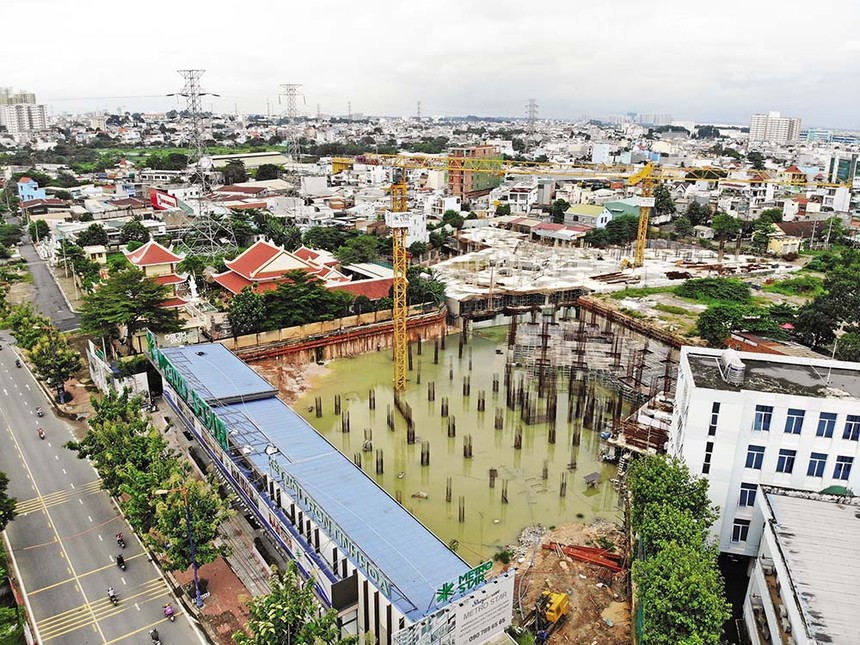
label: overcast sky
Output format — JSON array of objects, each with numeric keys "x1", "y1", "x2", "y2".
[{"x1": 5, "y1": 0, "x2": 859, "y2": 129}]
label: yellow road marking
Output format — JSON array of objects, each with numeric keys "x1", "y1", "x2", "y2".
[
  {"x1": 29, "y1": 553, "x2": 150, "y2": 595},
  {"x1": 15, "y1": 480, "x2": 102, "y2": 513}
]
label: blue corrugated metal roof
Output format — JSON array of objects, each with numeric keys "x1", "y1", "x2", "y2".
[
  {"x1": 160, "y1": 344, "x2": 277, "y2": 404},
  {"x1": 167, "y1": 345, "x2": 470, "y2": 619}
]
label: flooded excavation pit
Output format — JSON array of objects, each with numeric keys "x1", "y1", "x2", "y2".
[{"x1": 287, "y1": 328, "x2": 626, "y2": 566}]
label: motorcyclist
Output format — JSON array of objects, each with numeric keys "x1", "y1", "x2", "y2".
[
  {"x1": 116, "y1": 532, "x2": 124, "y2": 546},
  {"x1": 116, "y1": 553, "x2": 125, "y2": 568},
  {"x1": 149, "y1": 628, "x2": 160, "y2": 642},
  {"x1": 107, "y1": 587, "x2": 117, "y2": 601},
  {"x1": 15, "y1": 359, "x2": 20, "y2": 368},
  {"x1": 37, "y1": 427, "x2": 45, "y2": 439},
  {"x1": 36, "y1": 406, "x2": 42, "y2": 416},
  {"x1": 163, "y1": 602, "x2": 175, "y2": 620}
]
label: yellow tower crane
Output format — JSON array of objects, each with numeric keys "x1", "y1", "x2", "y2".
[{"x1": 385, "y1": 172, "x2": 410, "y2": 392}]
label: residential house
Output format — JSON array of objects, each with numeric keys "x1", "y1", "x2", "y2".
[
  {"x1": 564, "y1": 204, "x2": 612, "y2": 228},
  {"x1": 693, "y1": 224, "x2": 714, "y2": 239},
  {"x1": 16, "y1": 176, "x2": 47, "y2": 201},
  {"x1": 766, "y1": 229, "x2": 802, "y2": 256}
]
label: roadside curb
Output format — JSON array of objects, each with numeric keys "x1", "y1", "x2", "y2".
[{"x1": 2, "y1": 530, "x2": 40, "y2": 645}]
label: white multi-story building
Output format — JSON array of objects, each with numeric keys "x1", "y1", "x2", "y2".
[
  {"x1": 670, "y1": 347, "x2": 860, "y2": 557},
  {"x1": 749, "y1": 111, "x2": 802, "y2": 143},
  {"x1": 1, "y1": 103, "x2": 48, "y2": 135},
  {"x1": 744, "y1": 487, "x2": 859, "y2": 645}
]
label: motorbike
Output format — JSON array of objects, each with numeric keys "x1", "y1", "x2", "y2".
[
  {"x1": 116, "y1": 554, "x2": 126, "y2": 571},
  {"x1": 36, "y1": 407, "x2": 43, "y2": 417},
  {"x1": 15, "y1": 359, "x2": 21, "y2": 368},
  {"x1": 149, "y1": 628, "x2": 161, "y2": 644},
  {"x1": 163, "y1": 603, "x2": 175, "y2": 622},
  {"x1": 107, "y1": 588, "x2": 118, "y2": 605},
  {"x1": 37, "y1": 428, "x2": 45, "y2": 440},
  {"x1": 116, "y1": 533, "x2": 126, "y2": 549}
]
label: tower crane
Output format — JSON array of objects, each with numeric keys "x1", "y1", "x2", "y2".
[{"x1": 385, "y1": 171, "x2": 410, "y2": 392}]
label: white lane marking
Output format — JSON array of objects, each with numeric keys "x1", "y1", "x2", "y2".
[
  {"x1": 87, "y1": 516, "x2": 92, "y2": 523},
  {"x1": 2, "y1": 389, "x2": 6, "y2": 395},
  {"x1": 78, "y1": 499, "x2": 83, "y2": 504},
  {"x1": 54, "y1": 455, "x2": 59, "y2": 460},
  {"x1": 25, "y1": 383, "x2": 30, "y2": 390},
  {"x1": 98, "y1": 534, "x2": 103, "y2": 542},
  {"x1": 121, "y1": 577, "x2": 126, "y2": 586},
  {"x1": 47, "y1": 442, "x2": 52, "y2": 448},
  {"x1": 134, "y1": 603, "x2": 140, "y2": 612},
  {"x1": 62, "y1": 468, "x2": 66, "y2": 474},
  {"x1": 69, "y1": 482, "x2": 75, "y2": 489}
]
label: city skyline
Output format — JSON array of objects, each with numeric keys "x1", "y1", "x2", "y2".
[{"x1": 4, "y1": 0, "x2": 860, "y2": 129}]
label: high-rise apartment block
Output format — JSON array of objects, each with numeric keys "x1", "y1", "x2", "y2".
[
  {"x1": 1, "y1": 103, "x2": 48, "y2": 135},
  {"x1": 0, "y1": 88, "x2": 47, "y2": 135},
  {"x1": 749, "y1": 111, "x2": 802, "y2": 143}
]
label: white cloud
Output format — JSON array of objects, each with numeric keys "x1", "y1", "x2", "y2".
[{"x1": 2, "y1": 0, "x2": 857, "y2": 127}]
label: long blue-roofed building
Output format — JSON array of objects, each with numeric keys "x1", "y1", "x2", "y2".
[{"x1": 144, "y1": 334, "x2": 474, "y2": 643}]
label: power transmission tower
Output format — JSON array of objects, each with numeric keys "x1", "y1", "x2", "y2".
[
  {"x1": 316, "y1": 103, "x2": 321, "y2": 120},
  {"x1": 526, "y1": 98, "x2": 538, "y2": 141},
  {"x1": 169, "y1": 69, "x2": 236, "y2": 253},
  {"x1": 416, "y1": 101, "x2": 422, "y2": 121},
  {"x1": 279, "y1": 83, "x2": 302, "y2": 162},
  {"x1": 347, "y1": 101, "x2": 352, "y2": 121}
]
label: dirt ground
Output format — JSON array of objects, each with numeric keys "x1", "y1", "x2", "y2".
[
  {"x1": 502, "y1": 522, "x2": 631, "y2": 645},
  {"x1": 248, "y1": 356, "x2": 330, "y2": 404}
]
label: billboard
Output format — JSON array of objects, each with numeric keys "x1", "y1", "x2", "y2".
[
  {"x1": 393, "y1": 572, "x2": 514, "y2": 645},
  {"x1": 150, "y1": 189, "x2": 178, "y2": 210}
]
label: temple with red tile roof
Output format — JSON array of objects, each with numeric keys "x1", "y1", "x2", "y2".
[
  {"x1": 124, "y1": 240, "x2": 189, "y2": 308},
  {"x1": 212, "y1": 239, "x2": 392, "y2": 300}
]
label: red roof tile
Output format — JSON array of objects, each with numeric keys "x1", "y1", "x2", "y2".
[
  {"x1": 329, "y1": 278, "x2": 392, "y2": 300},
  {"x1": 214, "y1": 185, "x2": 266, "y2": 195},
  {"x1": 160, "y1": 297, "x2": 188, "y2": 308},
  {"x1": 293, "y1": 246, "x2": 320, "y2": 262},
  {"x1": 212, "y1": 271, "x2": 254, "y2": 294},
  {"x1": 154, "y1": 274, "x2": 186, "y2": 286},
  {"x1": 18, "y1": 176, "x2": 32, "y2": 184},
  {"x1": 224, "y1": 240, "x2": 283, "y2": 279},
  {"x1": 125, "y1": 241, "x2": 184, "y2": 267},
  {"x1": 20, "y1": 198, "x2": 69, "y2": 208},
  {"x1": 784, "y1": 165, "x2": 804, "y2": 174}
]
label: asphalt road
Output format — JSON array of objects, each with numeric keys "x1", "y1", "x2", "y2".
[
  {"x1": 15, "y1": 223, "x2": 80, "y2": 332},
  {"x1": 0, "y1": 332, "x2": 204, "y2": 644}
]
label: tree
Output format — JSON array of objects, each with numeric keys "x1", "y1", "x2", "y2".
[
  {"x1": 695, "y1": 303, "x2": 754, "y2": 346},
  {"x1": 335, "y1": 234, "x2": 379, "y2": 265},
  {"x1": 27, "y1": 220, "x2": 48, "y2": 241},
  {"x1": 149, "y1": 475, "x2": 233, "y2": 572},
  {"x1": 228, "y1": 287, "x2": 266, "y2": 336},
  {"x1": 759, "y1": 207, "x2": 783, "y2": 224},
  {"x1": 653, "y1": 184, "x2": 676, "y2": 216},
  {"x1": 79, "y1": 267, "x2": 183, "y2": 352},
  {"x1": 408, "y1": 241, "x2": 428, "y2": 256},
  {"x1": 441, "y1": 209, "x2": 464, "y2": 229},
  {"x1": 406, "y1": 266, "x2": 446, "y2": 305},
  {"x1": 6, "y1": 303, "x2": 53, "y2": 350},
  {"x1": 711, "y1": 213, "x2": 740, "y2": 261},
  {"x1": 633, "y1": 542, "x2": 731, "y2": 645},
  {"x1": 0, "y1": 472, "x2": 16, "y2": 531},
  {"x1": 79, "y1": 212, "x2": 94, "y2": 222},
  {"x1": 628, "y1": 456, "x2": 716, "y2": 531},
  {"x1": 684, "y1": 201, "x2": 708, "y2": 227},
  {"x1": 751, "y1": 218, "x2": 777, "y2": 253},
  {"x1": 793, "y1": 304, "x2": 837, "y2": 349},
  {"x1": 76, "y1": 223, "x2": 109, "y2": 247},
  {"x1": 264, "y1": 271, "x2": 353, "y2": 329},
  {"x1": 29, "y1": 329, "x2": 81, "y2": 399},
  {"x1": 550, "y1": 199, "x2": 570, "y2": 224},
  {"x1": 303, "y1": 226, "x2": 352, "y2": 251},
  {"x1": 220, "y1": 160, "x2": 248, "y2": 185},
  {"x1": 234, "y1": 561, "x2": 354, "y2": 645},
  {"x1": 673, "y1": 215, "x2": 693, "y2": 238},
  {"x1": 747, "y1": 151, "x2": 765, "y2": 170},
  {"x1": 254, "y1": 164, "x2": 282, "y2": 181},
  {"x1": 495, "y1": 204, "x2": 511, "y2": 217},
  {"x1": 120, "y1": 220, "x2": 150, "y2": 244}
]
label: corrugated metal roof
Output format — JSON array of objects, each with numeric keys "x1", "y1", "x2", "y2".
[
  {"x1": 767, "y1": 491, "x2": 860, "y2": 644},
  {"x1": 168, "y1": 347, "x2": 470, "y2": 620},
  {"x1": 161, "y1": 344, "x2": 277, "y2": 404}
]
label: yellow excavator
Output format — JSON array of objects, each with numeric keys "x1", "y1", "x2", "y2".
[{"x1": 521, "y1": 591, "x2": 570, "y2": 643}]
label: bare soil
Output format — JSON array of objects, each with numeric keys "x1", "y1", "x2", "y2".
[
  {"x1": 503, "y1": 522, "x2": 631, "y2": 645},
  {"x1": 248, "y1": 357, "x2": 330, "y2": 404}
]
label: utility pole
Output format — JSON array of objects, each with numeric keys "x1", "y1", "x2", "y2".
[
  {"x1": 279, "y1": 84, "x2": 302, "y2": 162},
  {"x1": 168, "y1": 69, "x2": 236, "y2": 253},
  {"x1": 526, "y1": 98, "x2": 538, "y2": 143}
]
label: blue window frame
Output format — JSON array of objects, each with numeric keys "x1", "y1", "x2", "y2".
[
  {"x1": 843, "y1": 415, "x2": 860, "y2": 441},
  {"x1": 784, "y1": 409, "x2": 804, "y2": 434},
  {"x1": 739, "y1": 483, "x2": 757, "y2": 507},
  {"x1": 834, "y1": 456, "x2": 854, "y2": 481},
  {"x1": 746, "y1": 445, "x2": 765, "y2": 469},
  {"x1": 754, "y1": 405, "x2": 773, "y2": 431},
  {"x1": 817, "y1": 412, "x2": 836, "y2": 438},
  {"x1": 776, "y1": 449, "x2": 796, "y2": 474},
  {"x1": 807, "y1": 452, "x2": 827, "y2": 477}
]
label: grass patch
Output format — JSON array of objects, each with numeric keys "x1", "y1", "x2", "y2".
[
  {"x1": 763, "y1": 275, "x2": 824, "y2": 298},
  {"x1": 610, "y1": 285, "x2": 677, "y2": 300},
  {"x1": 655, "y1": 303, "x2": 692, "y2": 316}
]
